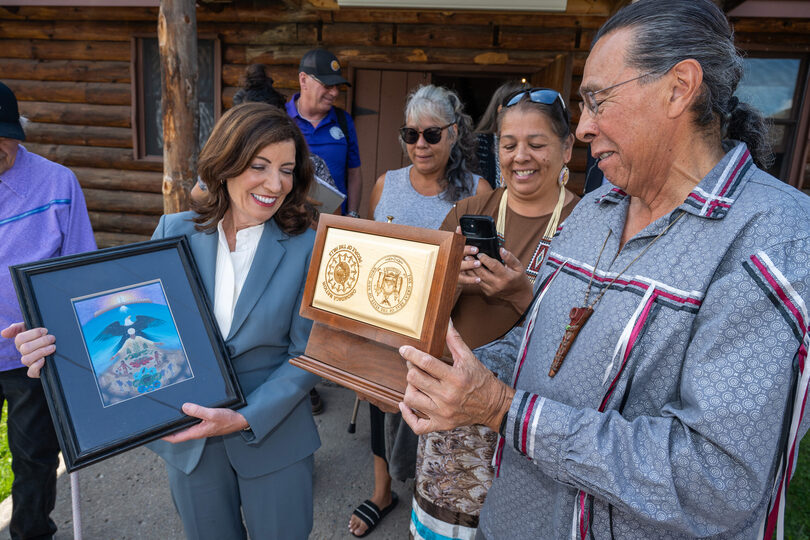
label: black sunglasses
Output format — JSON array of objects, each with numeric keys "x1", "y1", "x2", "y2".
[
  {"x1": 502, "y1": 88, "x2": 569, "y2": 125},
  {"x1": 399, "y1": 123, "x2": 453, "y2": 145}
]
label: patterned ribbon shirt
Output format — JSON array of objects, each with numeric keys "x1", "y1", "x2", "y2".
[{"x1": 474, "y1": 142, "x2": 810, "y2": 539}]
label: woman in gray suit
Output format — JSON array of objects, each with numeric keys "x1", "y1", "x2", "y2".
[{"x1": 7, "y1": 103, "x2": 321, "y2": 539}]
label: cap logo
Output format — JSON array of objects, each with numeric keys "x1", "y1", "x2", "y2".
[{"x1": 331, "y1": 60, "x2": 340, "y2": 72}]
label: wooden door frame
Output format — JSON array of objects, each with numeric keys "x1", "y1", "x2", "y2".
[
  {"x1": 788, "y1": 59, "x2": 810, "y2": 190},
  {"x1": 345, "y1": 57, "x2": 571, "y2": 115}
]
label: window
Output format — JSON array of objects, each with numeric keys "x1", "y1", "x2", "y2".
[
  {"x1": 133, "y1": 36, "x2": 221, "y2": 159},
  {"x1": 735, "y1": 56, "x2": 808, "y2": 181}
]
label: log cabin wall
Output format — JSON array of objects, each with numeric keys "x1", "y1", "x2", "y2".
[{"x1": 0, "y1": 1, "x2": 807, "y2": 246}]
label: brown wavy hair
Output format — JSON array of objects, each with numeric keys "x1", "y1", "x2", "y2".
[{"x1": 192, "y1": 102, "x2": 316, "y2": 234}]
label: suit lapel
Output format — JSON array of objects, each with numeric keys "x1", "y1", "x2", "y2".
[
  {"x1": 189, "y1": 229, "x2": 218, "y2": 303},
  {"x1": 227, "y1": 221, "x2": 286, "y2": 340}
]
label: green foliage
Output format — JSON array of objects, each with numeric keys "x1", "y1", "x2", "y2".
[
  {"x1": 786, "y1": 443, "x2": 810, "y2": 540},
  {"x1": 0, "y1": 403, "x2": 12, "y2": 501}
]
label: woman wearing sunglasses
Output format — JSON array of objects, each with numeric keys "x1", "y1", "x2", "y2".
[
  {"x1": 409, "y1": 88, "x2": 580, "y2": 540},
  {"x1": 368, "y1": 84, "x2": 491, "y2": 228},
  {"x1": 348, "y1": 85, "x2": 489, "y2": 538}
]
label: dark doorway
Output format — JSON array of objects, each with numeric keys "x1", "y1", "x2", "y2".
[{"x1": 432, "y1": 73, "x2": 529, "y2": 127}]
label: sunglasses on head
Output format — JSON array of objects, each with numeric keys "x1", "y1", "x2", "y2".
[
  {"x1": 502, "y1": 88, "x2": 569, "y2": 124},
  {"x1": 399, "y1": 123, "x2": 453, "y2": 145}
]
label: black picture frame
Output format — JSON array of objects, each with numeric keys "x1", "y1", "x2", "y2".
[{"x1": 10, "y1": 236, "x2": 245, "y2": 472}]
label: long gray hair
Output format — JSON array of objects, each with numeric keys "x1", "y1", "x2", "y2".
[
  {"x1": 595, "y1": 0, "x2": 772, "y2": 169},
  {"x1": 402, "y1": 85, "x2": 477, "y2": 202}
]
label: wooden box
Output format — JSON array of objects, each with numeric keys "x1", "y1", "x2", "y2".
[{"x1": 289, "y1": 214, "x2": 464, "y2": 409}]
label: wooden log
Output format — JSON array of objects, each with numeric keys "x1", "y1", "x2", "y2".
[
  {"x1": 221, "y1": 64, "x2": 299, "y2": 88},
  {"x1": 0, "y1": 39, "x2": 131, "y2": 62},
  {"x1": 320, "y1": 22, "x2": 394, "y2": 47},
  {"x1": 498, "y1": 27, "x2": 578, "y2": 51},
  {"x1": 94, "y1": 231, "x2": 152, "y2": 249},
  {"x1": 0, "y1": 20, "x2": 154, "y2": 42},
  {"x1": 23, "y1": 143, "x2": 163, "y2": 172},
  {"x1": 73, "y1": 167, "x2": 163, "y2": 193},
  {"x1": 0, "y1": 6, "x2": 159, "y2": 21},
  {"x1": 734, "y1": 32, "x2": 810, "y2": 51},
  {"x1": 25, "y1": 123, "x2": 132, "y2": 148},
  {"x1": 0, "y1": 5, "x2": 320, "y2": 23},
  {"x1": 730, "y1": 18, "x2": 810, "y2": 34},
  {"x1": 395, "y1": 24, "x2": 494, "y2": 50},
  {"x1": 18, "y1": 101, "x2": 131, "y2": 128},
  {"x1": 226, "y1": 44, "x2": 561, "y2": 68},
  {"x1": 0, "y1": 59, "x2": 131, "y2": 84},
  {"x1": 5, "y1": 80, "x2": 130, "y2": 106},
  {"x1": 328, "y1": 8, "x2": 608, "y2": 28},
  {"x1": 223, "y1": 86, "x2": 236, "y2": 108},
  {"x1": 88, "y1": 211, "x2": 161, "y2": 235},
  {"x1": 222, "y1": 85, "x2": 300, "y2": 109},
  {"x1": 197, "y1": 21, "x2": 314, "y2": 45},
  {"x1": 159, "y1": 0, "x2": 197, "y2": 214},
  {"x1": 83, "y1": 188, "x2": 164, "y2": 214},
  {"x1": 573, "y1": 53, "x2": 588, "y2": 73}
]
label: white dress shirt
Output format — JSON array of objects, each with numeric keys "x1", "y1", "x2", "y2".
[{"x1": 213, "y1": 220, "x2": 264, "y2": 338}]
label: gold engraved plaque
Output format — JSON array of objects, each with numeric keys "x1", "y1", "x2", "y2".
[
  {"x1": 322, "y1": 245, "x2": 361, "y2": 301},
  {"x1": 312, "y1": 228, "x2": 438, "y2": 339},
  {"x1": 293, "y1": 214, "x2": 465, "y2": 409},
  {"x1": 368, "y1": 255, "x2": 412, "y2": 314}
]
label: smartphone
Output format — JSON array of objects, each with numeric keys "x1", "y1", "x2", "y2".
[{"x1": 459, "y1": 214, "x2": 503, "y2": 263}]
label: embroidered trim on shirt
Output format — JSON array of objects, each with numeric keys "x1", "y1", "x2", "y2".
[
  {"x1": 685, "y1": 145, "x2": 752, "y2": 219},
  {"x1": 594, "y1": 145, "x2": 753, "y2": 221},
  {"x1": 547, "y1": 254, "x2": 703, "y2": 313},
  {"x1": 744, "y1": 251, "x2": 809, "y2": 540},
  {"x1": 0, "y1": 199, "x2": 70, "y2": 228},
  {"x1": 512, "y1": 391, "x2": 545, "y2": 459},
  {"x1": 595, "y1": 188, "x2": 627, "y2": 204}
]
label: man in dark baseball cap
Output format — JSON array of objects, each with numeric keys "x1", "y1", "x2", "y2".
[
  {"x1": 0, "y1": 81, "x2": 25, "y2": 143},
  {"x1": 288, "y1": 47, "x2": 363, "y2": 416},
  {"x1": 286, "y1": 48, "x2": 363, "y2": 217},
  {"x1": 299, "y1": 48, "x2": 351, "y2": 87},
  {"x1": 0, "y1": 81, "x2": 26, "y2": 176}
]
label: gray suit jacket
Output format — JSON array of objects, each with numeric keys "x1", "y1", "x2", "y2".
[{"x1": 148, "y1": 212, "x2": 320, "y2": 478}]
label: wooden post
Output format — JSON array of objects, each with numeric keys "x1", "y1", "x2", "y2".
[{"x1": 158, "y1": 0, "x2": 198, "y2": 214}]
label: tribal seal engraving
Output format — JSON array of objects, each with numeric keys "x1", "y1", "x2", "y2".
[
  {"x1": 367, "y1": 255, "x2": 413, "y2": 314},
  {"x1": 322, "y1": 245, "x2": 361, "y2": 301}
]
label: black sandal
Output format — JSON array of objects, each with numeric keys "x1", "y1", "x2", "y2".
[{"x1": 350, "y1": 491, "x2": 399, "y2": 538}]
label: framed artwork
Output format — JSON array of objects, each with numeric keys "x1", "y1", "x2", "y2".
[
  {"x1": 291, "y1": 214, "x2": 464, "y2": 410},
  {"x1": 11, "y1": 237, "x2": 244, "y2": 472}
]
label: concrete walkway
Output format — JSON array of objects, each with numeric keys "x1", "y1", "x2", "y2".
[{"x1": 0, "y1": 383, "x2": 413, "y2": 539}]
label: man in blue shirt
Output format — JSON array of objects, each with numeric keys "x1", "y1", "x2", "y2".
[{"x1": 286, "y1": 49, "x2": 362, "y2": 216}]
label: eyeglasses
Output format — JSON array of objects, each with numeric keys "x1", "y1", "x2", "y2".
[
  {"x1": 502, "y1": 88, "x2": 569, "y2": 127},
  {"x1": 579, "y1": 71, "x2": 659, "y2": 116},
  {"x1": 308, "y1": 74, "x2": 337, "y2": 90},
  {"x1": 399, "y1": 123, "x2": 453, "y2": 145}
]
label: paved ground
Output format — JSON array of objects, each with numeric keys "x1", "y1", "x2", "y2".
[{"x1": 0, "y1": 382, "x2": 413, "y2": 539}]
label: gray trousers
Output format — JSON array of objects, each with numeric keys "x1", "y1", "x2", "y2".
[{"x1": 164, "y1": 436, "x2": 313, "y2": 540}]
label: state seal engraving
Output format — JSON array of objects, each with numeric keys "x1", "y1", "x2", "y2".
[
  {"x1": 367, "y1": 255, "x2": 413, "y2": 314},
  {"x1": 322, "y1": 245, "x2": 361, "y2": 301}
]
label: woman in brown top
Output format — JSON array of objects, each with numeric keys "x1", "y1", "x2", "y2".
[
  {"x1": 410, "y1": 88, "x2": 580, "y2": 539},
  {"x1": 442, "y1": 88, "x2": 580, "y2": 350}
]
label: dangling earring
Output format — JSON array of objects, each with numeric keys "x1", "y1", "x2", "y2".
[{"x1": 558, "y1": 165, "x2": 569, "y2": 187}]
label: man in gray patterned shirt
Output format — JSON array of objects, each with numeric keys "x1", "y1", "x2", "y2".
[{"x1": 399, "y1": 1, "x2": 810, "y2": 539}]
